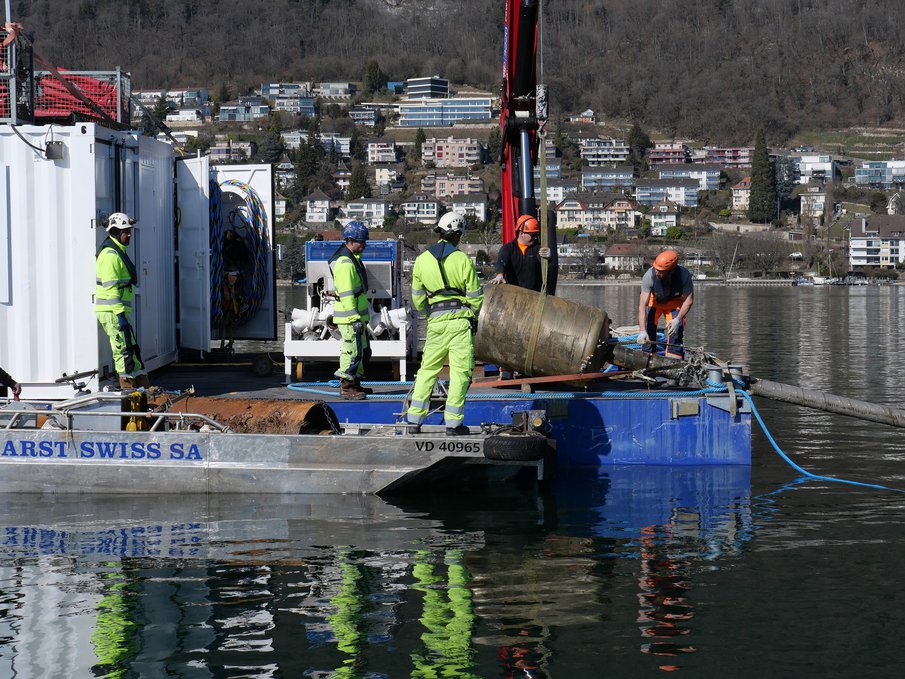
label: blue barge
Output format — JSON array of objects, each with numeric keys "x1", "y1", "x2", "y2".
[{"x1": 298, "y1": 382, "x2": 752, "y2": 466}]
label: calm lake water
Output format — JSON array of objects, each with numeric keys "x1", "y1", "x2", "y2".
[{"x1": 3, "y1": 283, "x2": 905, "y2": 677}]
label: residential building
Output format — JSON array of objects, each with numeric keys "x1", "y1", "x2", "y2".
[
  {"x1": 421, "y1": 172, "x2": 484, "y2": 199},
  {"x1": 794, "y1": 154, "x2": 836, "y2": 184},
  {"x1": 704, "y1": 146, "x2": 754, "y2": 170},
  {"x1": 273, "y1": 94, "x2": 316, "y2": 117},
  {"x1": 275, "y1": 194, "x2": 288, "y2": 220},
  {"x1": 313, "y1": 82, "x2": 356, "y2": 99},
  {"x1": 218, "y1": 97, "x2": 270, "y2": 122},
  {"x1": 569, "y1": 109, "x2": 596, "y2": 124},
  {"x1": 635, "y1": 178, "x2": 699, "y2": 207},
  {"x1": 367, "y1": 141, "x2": 398, "y2": 164},
  {"x1": 405, "y1": 76, "x2": 449, "y2": 99},
  {"x1": 261, "y1": 82, "x2": 311, "y2": 98},
  {"x1": 554, "y1": 192, "x2": 636, "y2": 232},
  {"x1": 533, "y1": 156, "x2": 562, "y2": 181},
  {"x1": 799, "y1": 186, "x2": 826, "y2": 224},
  {"x1": 854, "y1": 159, "x2": 905, "y2": 189},
  {"x1": 400, "y1": 195, "x2": 441, "y2": 225},
  {"x1": 341, "y1": 199, "x2": 389, "y2": 229},
  {"x1": 280, "y1": 131, "x2": 351, "y2": 156},
  {"x1": 374, "y1": 167, "x2": 398, "y2": 188},
  {"x1": 649, "y1": 200, "x2": 681, "y2": 236},
  {"x1": 732, "y1": 177, "x2": 752, "y2": 212},
  {"x1": 658, "y1": 164, "x2": 721, "y2": 191},
  {"x1": 274, "y1": 158, "x2": 296, "y2": 189},
  {"x1": 446, "y1": 194, "x2": 488, "y2": 222},
  {"x1": 350, "y1": 106, "x2": 379, "y2": 127},
  {"x1": 579, "y1": 137, "x2": 630, "y2": 166},
  {"x1": 581, "y1": 166, "x2": 634, "y2": 191},
  {"x1": 208, "y1": 141, "x2": 256, "y2": 163},
  {"x1": 849, "y1": 214, "x2": 905, "y2": 268},
  {"x1": 543, "y1": 178, "x2": 580, "y2": 205},
  {"x1": 304, "y1": 189, "x2": 332, "y2": 224},
  {"x1": 422, "y1": 136, "x2": 484, "y2": 167},
  {"x1": 386, "y1": 81, "x2": 405, "y2": 95},
  {"x1": 398, "y1": 97, "x2": 493, "y2": 127},
  {"x1": 648, "y1": 142, "x2": 689, "y2": 166},
  {"x1": 165, "y1": 109, "x2": 203, "y2": 124},
  {"x1": 333, "y1": 164, "x2": 351, "y2": 193},
  {"x1": 603, "y1": 243, "x2": 647, "y2": 271}
]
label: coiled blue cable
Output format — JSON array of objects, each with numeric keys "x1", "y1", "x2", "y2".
[{"x1": 208, "y1": 179, "x2": 270, "y2": 326}]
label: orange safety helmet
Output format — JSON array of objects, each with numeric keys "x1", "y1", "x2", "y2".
[
  {"x1": 653, "y1": 250, "x2": 679, "y2": 272},
  {"x1": 516, "y1": 214, "x2": 541, "y2": 233}
]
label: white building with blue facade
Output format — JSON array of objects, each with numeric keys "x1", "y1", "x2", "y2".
[
  {"x1": 854, "y1": 160, "x2": 905, "y2": 189},
  {"x1": 793, "y1": 154, "x2": 836, "y2": 184},
  {"x1": 635, "y1": 179, "x2": 699, "y2": 207},
  {"x1": 658, "y1": 164, "x2": 721, "y2": 191},
  {"x1": 398, "y1": 97, "x2": 493, "y2": 127},
  {"x1": 581, "y1": 166, "x2": 634, "y2": 191},
  {"x1": 405, "y1": 76, "x2": 450, "y2": 98}
]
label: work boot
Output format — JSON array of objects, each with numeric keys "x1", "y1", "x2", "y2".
[
  {"x1": 406, "y1": 420, "x2": 421, "y2": 434},
  {"x1": 118, "y1": 375, "x2": 136, "y2": 390},
  {"x1": 353, "y1": 377, "x2": 373, "y2": 395},
  {"x1": 339, "y1": 378, "x2": 366, "y2": 400},
  {"x1": 445, "y1": 425, "x2": 470, "y2": 436}
]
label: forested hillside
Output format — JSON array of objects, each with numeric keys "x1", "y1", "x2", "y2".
[{"x1": 17, "y1": 0, "x2": 905, "y2": 143}]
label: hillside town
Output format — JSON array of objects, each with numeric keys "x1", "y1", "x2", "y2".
[{"x1": 136, "y1": 74, "x2": 905, "y2": 283}]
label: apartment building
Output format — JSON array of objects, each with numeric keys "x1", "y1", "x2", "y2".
[{"x1": 421, "y1": 137, "x2": 483, "y2": 167}]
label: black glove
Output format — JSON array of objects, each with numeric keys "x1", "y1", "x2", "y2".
[
  {"x1": 117, "y1": 313, "x2": 130, "y2": 331},
  {"x1": 352, "y1": 321, "x2": 364, "y2": 334}
]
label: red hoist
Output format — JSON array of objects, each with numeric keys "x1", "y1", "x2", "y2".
[{"x1": 499, "y1": 0, "x2": 544, "y2": 244}]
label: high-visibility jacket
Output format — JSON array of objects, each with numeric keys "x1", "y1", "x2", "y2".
[
  {"x1": 329, "y1": 245, "x2": 370, "y2": 325},
  {"x1": 411, "y1": 241, "x2": 483, "y2": 321},
  {"x1": 95, "y1": 237, "x2": 137, "y2": 316}
]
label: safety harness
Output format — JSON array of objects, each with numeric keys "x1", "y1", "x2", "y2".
[
  {"x1": 424, "y1": 241, "x2": 468, "y2": 316},
  {"x1": 95, "y1": 236, "x2": 138, "y2": 309}
]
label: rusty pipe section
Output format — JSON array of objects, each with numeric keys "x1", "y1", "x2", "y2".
[
  {"x1": 607, "y1": 343, "x2": 686, "y2": 375},
  {"x1": 160, "y1": 397, "x2": 339, "y2": 435}
]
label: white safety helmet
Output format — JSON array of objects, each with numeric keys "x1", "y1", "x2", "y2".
[
  {"x1": 104, "y1": 212, "x2": 137, "y2": 232},
  {"x1": 435, "y1": 212, "x2": 466, "y2": 237}
]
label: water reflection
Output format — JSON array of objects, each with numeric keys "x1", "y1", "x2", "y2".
[{"x1": 0, "y1": 467, "x2": 754, "y2": 676}]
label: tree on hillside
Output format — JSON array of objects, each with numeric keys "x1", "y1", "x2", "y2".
[
  {"x1": 747, "y1": 129, "x2": 777, "y2": 223},
  {"x1": 142, "y1": 94, "x2": 172, "y2": 136},
  {"x1": 361, "y1": 60, "x2": 387, "y2": 94},
  {"x1": 347, "y1": 163, "x2": 371, "y2": 200},
  {"x1": 627, "y1": 122, "x2": 652, "y2": 169},
  {"x1": 487, "y1": 127, "x2": 501, "y2": 162},
  {"x1": 773, "y1": 155, "x2": 799, "y2": 210},
  {"x1": 414, "y1": 128, "x2": 426, "y2": 161},
  {"x1": 256, "y1": 130, "x2": 285, "y2": 164}
]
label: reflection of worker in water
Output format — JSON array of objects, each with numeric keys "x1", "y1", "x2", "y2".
[
  {"x1": 327, "y1": 549, "x2": 368, "y2": 678},
  {"x1": 637, "y1": 250, "x2": 694, "y2": 359},
  {"x1": 411, "y1": 549, "x2": 477, "y2": 678},
  {"x1": 636, "y1": 525, "x2": 696, "y2": 667}
]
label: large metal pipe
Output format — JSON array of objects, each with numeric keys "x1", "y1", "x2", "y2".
[
  {"x1": 475, "y1": 285, "x2": 610, "y2": 376},
  {"x1": 748, "y1": 379, "x2": 905, "y2": 429},
  {"x1": 163, "y1": 397, "x2": 339, "y2": 434}
]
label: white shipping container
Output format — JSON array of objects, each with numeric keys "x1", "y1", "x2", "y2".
[{"x1": 0, "y1": 123, "x2": 177, "y2": 398}]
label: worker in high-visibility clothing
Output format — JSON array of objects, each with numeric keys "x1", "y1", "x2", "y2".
[
  {"x1": 406, "y1": 213, "x2": 484, "y2": 435},
  {"x1": 95, "y1": 212, "x2": 150, "y2": 389},
  {"x1": 637, "y1": 249, "x2": 694, "y2": 359},
  {"x1": 330, "y1": 221, "x2": 372, "y2": 400}
]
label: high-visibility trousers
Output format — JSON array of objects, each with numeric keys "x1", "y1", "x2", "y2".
[
  {"x1": 335, "y1": 323, "x2": 370, "y2": 380},
  {"x1": 407, "y1": 317, "x2": 474, "y2": 428},
  {"x1": 643, "y1": 304, "x2": 685, "y2": 359},
  {"x1": 97, "y1": 312, "x2": 146, "y2": 377}
]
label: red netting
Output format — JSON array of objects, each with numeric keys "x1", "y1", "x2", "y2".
[
  {"x1": 33, "y1": 69, "x2": 130, "y2": 123},
  {"x1": 1, "y1": 32, "x2": 11, "y2": 119}
]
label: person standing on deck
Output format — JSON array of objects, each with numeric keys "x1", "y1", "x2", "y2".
[
  {"x1": 95, "y1": 213, "x2": 150, "y2": 389},
  {"x1": 637, "y1": 249, "x2": 694, "y2": 359},
  {"x1": 0, "y1": 367, "x2": 21, "y2": 399},
  {"x1": 491, "y1": 214, "x2": 557, "y2": 293},
  {"x1": 406, "y1": 213, "x2": 484, "y2": 436},
  {"x1": 330, "y1": 221, "x2": 372, "y2": 400}
]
